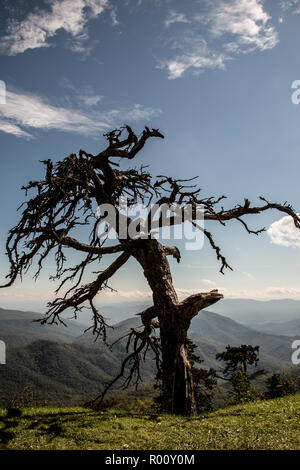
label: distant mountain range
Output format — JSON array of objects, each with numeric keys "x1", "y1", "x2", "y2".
[
  {"x1": 208, "y1": 298, "x2": 300, "y2": 325},
  {"x1": 252, "y1": 318, "x2": 300, "y2": 337},
  {"x1": 74, "y1": 298, "x2": 300, "y2": 328},
  {"x1": 0, "y1": 304, "x2": 299, "y2": 405}
]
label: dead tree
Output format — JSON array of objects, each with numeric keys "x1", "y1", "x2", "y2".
[{"x1": 1, "y1": 125, "x2": 300, "y2": 416}]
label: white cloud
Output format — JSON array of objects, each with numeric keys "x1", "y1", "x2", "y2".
[
  {"x1": 205, "y1": 0, "x2": 279, "y2": 54},
  {"x1": 160, "y1": 0, "x2": 278, "y2": 79},
  {"x1": 96, "y1": 285, "x2": 220, "y2": 303},
  {"x1": 267, "y1": 215, "x2": 300, "y2": 248},
  {"x1": 280, "y1": 0, "x2": 300, "y2": 14},
  {"x1": 96, "y1": 285, "x2": 300, "y2": 302},
  {"x1": 60, "y1": 78, "x2": 103, "y2": 106},
  {"x1": 159, "y1": 37, "x2": 228, "y2": 79},
  {"x1": 99, "y1": 289, "x2": 152, "y2": 300},
  {"x1": 3, "y1": 283, "x2": 300, "y2": 305},
  {"x1": 207, "y1": 285, "x2": 300, "y2": 300},
  {"x1": 265, "y1": 286, "x2": 300, "y2": 297},
  {"x1": 277, "y1": 1, "x2": 300, "y2": 24},
  {"x1": 165, "y1": 10, "x2": 190, "y2": 28},
  {"x1": 0, "y1": 87, "x2": 161, "y2": 139},
  {"x1": 107, "y1": 103, "x2": 161, "y2": 122},
  {"x1": 0, "y1": 120, "x2": 32, "y2": 138},
  {"x1": 200, "y1": 279, "x2": 217, "y2": 287},
  {"x1": 0, "y1": 89, "x2": 109, "y2": 138},
  {"x1": 162, "y1": 52, "x2": 227, "y2": 80},
  {"x1": 0, "y1": 0, "x2": 111, "y2": 55},
  {"x1": 80, "y1": 95, "x2": 103, "y2": 106}
]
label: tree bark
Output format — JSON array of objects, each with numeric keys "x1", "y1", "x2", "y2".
[
  {"x1": 133, "y1": 239, "x2": 221, "y2": 415},
  {"x1": 160, "y1": 316, "x2": 197, "y2": 415}
]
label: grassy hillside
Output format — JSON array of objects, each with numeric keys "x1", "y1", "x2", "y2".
[{"x1": 0, "y1": 394, "x2": 299, "y2": 450}]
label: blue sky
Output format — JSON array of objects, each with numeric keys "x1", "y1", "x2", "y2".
[{"x1": 1, "y1": 0, "x2": 300, "y2": 312}]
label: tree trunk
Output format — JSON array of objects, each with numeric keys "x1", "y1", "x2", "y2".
[
  {"x1": 133, "y1": 239, "x2": 200, "y2": 415},
  {"x1": 159, "y1": 315, "x2": 197, "y2": 415}
]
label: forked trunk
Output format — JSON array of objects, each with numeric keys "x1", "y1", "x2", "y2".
[
  {"x1": 134, "y1": 239, "x2": 197, "y2": 415},
  {"x1": 133, "y1": 239, "x2": 222, "y2": 415}
]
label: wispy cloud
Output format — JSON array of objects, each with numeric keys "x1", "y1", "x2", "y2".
[
  {"x1": 0, "y1": 120, "x2": 32, "y2": 139},
  {"x1": 199, "y1": 279, "x2": 216, "y2": 288},
  {"x1": 158, "y1": 35, "x2": 228, "y2": 79},
  {"x1": 95, "y1": 284, "x2": 300, "y2": 302},
  {"x1": 160, "y1": 0, "x2": 279, "y2": 79},
  {"x1": 204, "y1": 0, "x2": 279, "y2": 54},
  {"x1": 99, "y1": 289, "x2": 152, "y2": 300},
  {"x1": 0, "y1": 86, "x2": 161, "y2": 139},
  {"x1": 60, "y1": 78, "x2": 103, "y2": 107},
  {"x1": 0, "y1": 0, "x2": 111, "y2": 55},
  {"x1": 279, "y1": 0, "x2": 300, "y2": 22},
  {"x1": 164, "y1": 9, "x2": 190, "y2": 28},
  {"x1": 267, "y1": 215, "x2": 300, "y2": 248},
  {"x1": 280, "y1": 0, "x2": 300, "y2": 14},
  {"x1": 265, "y1": 286, "x2": 300, "y2": 297},
  {"x1": 2, "y1": 282, "x2": 300, "y2": 305},
  {"x1": 216, "y1": 286, "x2": 300, "y2": 300},
  {"x1": 80, "y1": 94, "x2": 103, "y2": 107}
]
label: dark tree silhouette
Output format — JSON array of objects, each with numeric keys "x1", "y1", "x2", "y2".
[
  {"x1": 265, "y1": 371, "x2": 297, "y2": 398},
  {"x1": 1, "y1": 125, "x2": 300, "y2": 415},
  {"x1": 216, "y1": 345, "x2": 261, "y2": 376},
  {"x1": 216, "y1": 345, "x2": 265, "y2": 403}
]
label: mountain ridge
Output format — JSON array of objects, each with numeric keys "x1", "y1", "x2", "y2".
[{"x1": 0, "y1": 305, "x2": 298, "y2": 405}]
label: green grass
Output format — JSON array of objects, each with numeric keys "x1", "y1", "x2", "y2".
[{"x1": 1, "y1": 394, "x2": 300, "y2": 450}]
